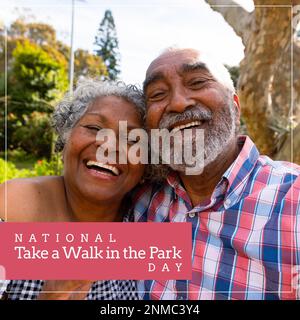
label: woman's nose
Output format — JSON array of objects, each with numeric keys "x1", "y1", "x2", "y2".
[{"x1": 95, "y1": 129, "x2": 119, "y2": 163}]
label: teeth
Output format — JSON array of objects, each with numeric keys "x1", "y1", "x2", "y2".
[
  {"x1": 86, "y1": 160, "x2": 120, "y2": 176},
  {"x1": 171, "y1": 121, "x2": 203, "y2": 134}
]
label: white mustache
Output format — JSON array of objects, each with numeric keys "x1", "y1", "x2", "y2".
[{"x1": 158, "y1": 106, "x2": 213, "y2": 129}]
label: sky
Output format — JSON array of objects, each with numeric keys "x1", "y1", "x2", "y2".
[{"x1": 0, "y1": 0, "x2": 255, "y2": 86}]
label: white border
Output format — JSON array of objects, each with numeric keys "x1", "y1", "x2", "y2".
[{"x1": 1, "y1": 2, "x2": 297, "y2": 297}]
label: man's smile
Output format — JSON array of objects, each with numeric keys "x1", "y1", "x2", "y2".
[{"x1": 170, "y1": 120, "x2": 206, "y2": 133}]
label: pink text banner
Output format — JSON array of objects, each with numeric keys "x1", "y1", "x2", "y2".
[{"x1": 0, "y1": 222, "x2": 192, "y2": 280}]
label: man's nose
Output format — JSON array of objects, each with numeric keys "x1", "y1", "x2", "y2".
[{"x1": 166, "y1": 86, "x2": 194, "y2": 113}]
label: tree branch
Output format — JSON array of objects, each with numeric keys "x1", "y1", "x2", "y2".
[
  {"x1": 254, "y1": 0, "x2": 299, "y2": 5},
  {"x1": 205, "y1": 0, "x2": 252, "y2": 44}
]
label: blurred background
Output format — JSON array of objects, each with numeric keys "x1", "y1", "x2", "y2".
[{"x1": 0, "y1": 0, "x2": 299, "y2": 182}]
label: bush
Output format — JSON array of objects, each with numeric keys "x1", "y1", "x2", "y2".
[
  {"x1": 1, "y1": 148, "x2": 36, "y2": 168},
  {"x1": 0, "y1": 158, "x2": 34, "y2": 183},
  {"x1": 0, "y1": 155, "x2": 63, "y2": 183},
  {"x1": 11, "y1": 111, "x2": 53, "y2": 158},
  {"x1": 33, "y1": 154, "x2": 63, "y2": 176}
]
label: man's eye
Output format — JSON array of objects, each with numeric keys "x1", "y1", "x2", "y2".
[
  {"x1": 189, "y1": 79, "x2": 206, "y2": 87},
  {"x1": 148, "y1": 91, "x2": 166, "y2": 101}
]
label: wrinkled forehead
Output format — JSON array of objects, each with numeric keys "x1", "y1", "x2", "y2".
[
  {"x1": 144, "y1": 49, "x2": 212, "y2": 92},
  {"x1": 144, "y1": 49, "x2": 234, "y2": 93},
  {"x1": 145, "y1": 49, "x2": 202, "y2": 77}
]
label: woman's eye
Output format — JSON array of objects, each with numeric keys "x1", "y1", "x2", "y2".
[
  {"x1": 127, "y1": 138, "x2": 139, "y2": 145},
  {"x1": 83, "y1": 125, "x2": 102, "y2": 131}
]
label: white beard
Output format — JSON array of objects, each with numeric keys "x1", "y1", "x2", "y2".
[{"x1": 169, "y1": 100, "x2": 238, "y2": 174}]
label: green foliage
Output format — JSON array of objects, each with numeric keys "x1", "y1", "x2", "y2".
[
  {"x1": 0, "y1": 23, "x2": 68, "y2": 158},
  {"x1": 1, "y1": 148, "x2": 37, "y2": 169},
  {"x1": 0, "y1": 155, "x2": 63, "y2": 183},
  {"x1": 1, "y1": 18, "x2": 107, "y2": 81},
  {"x1": 0, "y1": 71, "x2": 4, "y2": 97},
  {"x1": 0, "y1": 158, "x2": 35, "y2": 183},
  {"x1": 11, "y1": 111, "x2": 53, "y2": 158},
  {"x1": 0, "y1": 17, "x2": 108, "y2": 159},
  {"x1": 94, "y1": 10, "x2": 120, "y2": 80},
  {"x1": 1, "y1": 39, "x2": 68, "y2": 157},
  {"x1": 11, "y1": 39, "x2": 68, "y2": 103},
  {"x1": 33, "y1": 154, "x2": 63, "y2": 176},
  {"x1": 74, "y1": 48, "x2": 108, "y2": 80}
]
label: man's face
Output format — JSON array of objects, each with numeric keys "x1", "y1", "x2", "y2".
[{"x1": 144, "y1": 49, "x2": 239, "y2": 172}]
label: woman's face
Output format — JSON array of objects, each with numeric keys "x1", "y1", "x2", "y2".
[{"x1": 63, "y1": 95, "x2": 145, "y2": 203}]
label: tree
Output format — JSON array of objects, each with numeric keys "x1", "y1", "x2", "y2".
[
  {"x1": 0, "y1": 18, "x2": 107, "y2": 82},
  {"x1": 0, "y1": 19, "x2": 64, "y2": 76},
  {"x1": 5, "y1": 39, "x2": 68, "y2": 158},
  {"x1": 205, "y1": 0, "x2": 300, "y2": 163},
  {"x1": 11, "y1": 39, "x2": 67, "y2": 104},
  {"x1": 9, "y1": 19, "x2": 57, "y2": 46},
  {"x1": 74, "y1": 48, "x2": 108, "y2": 80},
  {"x1": 0, "y1": 18, "x2": 108, "y2": 158},
  {"x1": 94, "y1": 9, "x2": 120, "y2": 80}
]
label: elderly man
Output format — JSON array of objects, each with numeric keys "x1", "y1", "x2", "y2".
[{"x1": 134, "y1": 48, "x2": 300, "y2": 300}]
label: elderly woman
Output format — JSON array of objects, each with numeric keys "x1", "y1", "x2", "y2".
[{"x1": 0, "y1": 79, "x2": 146, "y2": 300}]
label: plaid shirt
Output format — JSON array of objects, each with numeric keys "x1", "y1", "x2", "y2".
[
  {"x1": 0, "y1": 279, "x2": 138, "y2": 300},
  {"x1": 134, "y1": 136, "x2": 300, "y2": 300}
]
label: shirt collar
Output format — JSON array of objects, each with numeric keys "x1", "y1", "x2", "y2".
[
  {"x1": 222, "y1": 136, "x2": 259, "y2": 200},
  {"x1": 166, "y1": 135, "x2": 260, "y2": 210}
]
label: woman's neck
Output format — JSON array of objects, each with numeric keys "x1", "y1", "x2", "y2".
[{"x1": 62, "y1": 177, "x2": 123, "y2": 222}]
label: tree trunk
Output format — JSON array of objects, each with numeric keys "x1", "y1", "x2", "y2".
[
  {"x1": 205, "y1": 0, "x2": 300, "y2": 163},
  {"x1": 274, "y1": 124, "x2": 300, "y2": 164}
]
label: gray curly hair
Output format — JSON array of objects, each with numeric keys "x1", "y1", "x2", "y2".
[{"x1": 52, "y1": 79, "x2": 146, "y2": 152}]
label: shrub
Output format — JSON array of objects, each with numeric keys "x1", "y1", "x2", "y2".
[
  {"x1": 0, "y1": 158, "x2": 35, "y2": 183},
  {"x1": 0, "y1": 155, "x2": 63, "y2": 183},
  {"x1": 33, "y1": 154, "x2": 63, "y2": 176},
  {"x1": 11, "y1": 111, "x2": 53, "y2": 158}
]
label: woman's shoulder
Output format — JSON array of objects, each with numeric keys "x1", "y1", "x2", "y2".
[{"x1": 0, "y1": 176, "x2": 64, "y2": 221}]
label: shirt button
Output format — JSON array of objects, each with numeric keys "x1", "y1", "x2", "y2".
[{"x1": 188, "y1": 212, "x2": 196, "y2": 218}]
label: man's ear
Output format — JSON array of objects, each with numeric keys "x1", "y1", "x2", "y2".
[{"x1": 233, "y1": 94, "x2": 241, "y2": 114}]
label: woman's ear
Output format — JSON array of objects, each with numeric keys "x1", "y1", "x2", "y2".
[{"x1": 61, "y1": 148, "x2": 65, "y2": 163}]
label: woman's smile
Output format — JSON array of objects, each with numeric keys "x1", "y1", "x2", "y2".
[{"x1": 83, "y1": 159, "x2": 121, "y2": 181}]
